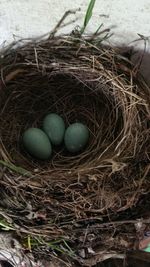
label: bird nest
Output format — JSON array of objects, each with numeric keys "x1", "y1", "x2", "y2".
[{"x1": 0, "y1": 36, "x2": 150, "y2": 266}]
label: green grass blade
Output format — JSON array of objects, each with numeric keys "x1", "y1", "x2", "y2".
[
  {"x1": 0, "y1": 220, "x2": 15, "y2": 231},
  {"x1": 81, "y1": 0, "x2": 96, "y2": 34},
  {"x1": 94, "y1": 23, "x2": 103, "y2": 35},
  {"x1": 63, "y1": 240, "x2": 74, "y2": 254},
  {"x1": 0, "y1": 160, "x2": 31, "y2": 177},
  {"x1": 84, "y1": 0, "x2": 96, "y2": 28}
]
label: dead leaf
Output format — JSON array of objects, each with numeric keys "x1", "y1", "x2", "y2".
[{"x1": 5, "y1": 69, "x2": 26, "y2": 82}]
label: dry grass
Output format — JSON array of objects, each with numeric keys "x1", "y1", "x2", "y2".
[{"x1": 0, "y1": 36, "x2": 149, "y2": 265}]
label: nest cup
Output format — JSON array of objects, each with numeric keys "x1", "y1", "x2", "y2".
[
  {"x1": 0, "y1": 41, "x2": 129, "y2": 171},
  {"x1": 0, "y1": 37, "x2": 150, "y2": 263},
  {"x1": 1, "y1": 71, "x2": 113, "y2": 169}
]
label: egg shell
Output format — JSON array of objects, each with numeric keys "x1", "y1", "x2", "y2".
[
  {"x1": 43, "y1": 113, "x2": 65, "y2": 145},
  {"x1": 23, "y1": 128, "x2": 52, "y2": 160},
  {"x1": 64, "y1": 122, "x2": 89, "y2": 153}
]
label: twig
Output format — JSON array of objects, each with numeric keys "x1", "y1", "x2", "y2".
[
  {"x1": 75, "y1": 218, "x2": 150, "y2": 231},
  {"x1": 49, "y1": 9, "x2": 80, "y2": 38}
]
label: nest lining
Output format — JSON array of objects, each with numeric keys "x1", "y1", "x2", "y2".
[{"x1": 0, "y1": 37, "x2": 149, "y2": 264}]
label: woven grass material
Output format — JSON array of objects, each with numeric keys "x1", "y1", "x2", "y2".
[{"x1": 0, "y1": 37, "x2": 150, "y2": 264}]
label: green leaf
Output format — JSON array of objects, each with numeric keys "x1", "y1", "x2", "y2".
[
  {"x1": 81, "y1": 0, "x2": 96, "y2": 34},
  {"x1": 0, "y1": 160, "x2": 31, "y2": 177}
]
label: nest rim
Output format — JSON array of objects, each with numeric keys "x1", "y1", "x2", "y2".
[{"x1": 0, "y1": 36, "x2": 149, "y2": 265}]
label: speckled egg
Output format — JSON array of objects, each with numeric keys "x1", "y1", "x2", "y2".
[
  {"x1": 22, "y1": 128, "x2": 52, "y2": 160},
  {"x1": 64, "y1": 122, "x2": 89, "y2": 153},
  {"x1": 43, "y1": 113, "x2": 65, "y2": 145}
]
